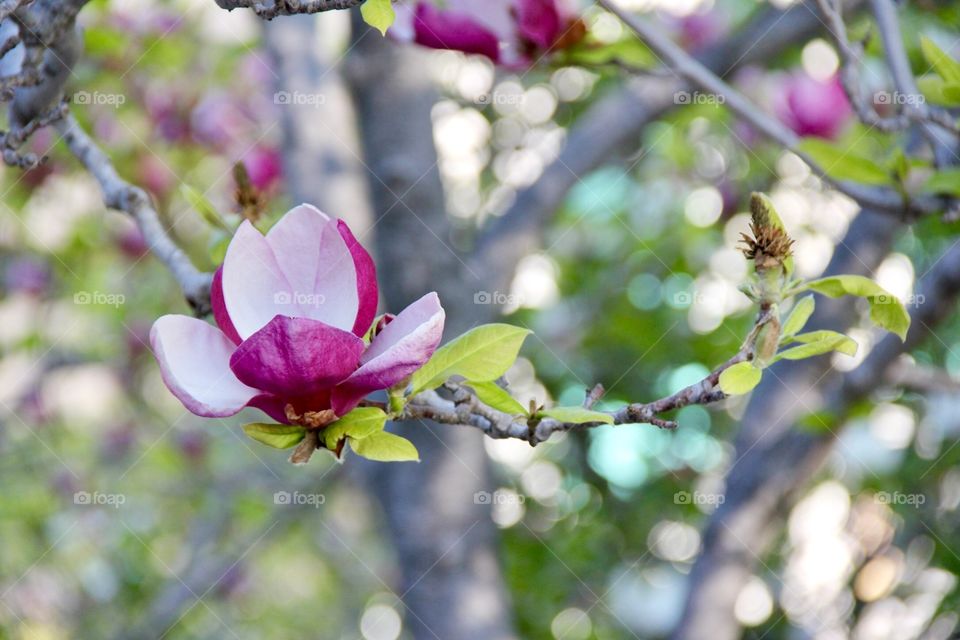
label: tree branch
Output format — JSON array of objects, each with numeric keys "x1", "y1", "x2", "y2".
[
  {"x1": 596, "y1": 0, "x2": 945, "y2": 219},
  {"x1": 869, "y1": 0, "x2": 959, "y2": 164},
  {"x1": 56, "y1": 115, "x2": 213, "y2": 312},
  {"x1": 399, "y1": 307, "x2": 774, "y2": 444},
  {"x1": 213, "y1": 0, "x2": 363, "y2": 19},
  {"x1": 474, "y1": 0, "x2": 863, "y2": 292}
]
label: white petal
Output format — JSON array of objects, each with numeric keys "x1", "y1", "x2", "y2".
[
  {"x1": 222, "y1": 220, "x2": 293, "y2": 339},
  {"x1": 151, "y1": 315, "x2": 258, "y2": 416},
  {"x1": 265, "y1": 204, "x2": 359, "y2": 331}
]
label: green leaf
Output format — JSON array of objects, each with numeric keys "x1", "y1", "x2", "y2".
[
  {"x1": 718, "y1": 361, "x2": 762, "y2": 395},
  {"x1": 916, "y1": 75, "x2": 960, "y2": 106},
  {"x1": 795, "y1": 138, "x2": 894, "y2": 186},
  {"x1": 539, "y1": 407, "x2": 614, "y2": 424},
  {"x1": 360, "y1": 0, "x2": 396, "y2": 36},
  {"x1": 920, "y1": 168, "x2": 960, "y2": 196},
  {"x1": 559, "y1": 35, "x2": 654, "y2": 68},
  {"x1": 775, "y1": 330, "x2": 858, "y2": 361},
  {"x1": 920, "y1": 36, "x2": 960, "y2": 84},
  {"x1": 181, "y1": 184, "x2": 230, "y2": 232},
  {"x1": 242, "y1": 423, "x2": 306, "y2": 449},
  {"x1": 942, "y1": 83, "x2": 960, "y2": 105},
  {"x1": 350, "y1": 431, "x2": 419, "y2": 462},
  {"x1": 468, "y1": 381, "x2": 528, "y2": 415},
  {"x1": 323, "y1": 407, "x2": 387, "y2": 450},
  {"x1": 410, "y1": 324, "x2": 531, "y2": 395},
  {"x1": 782, "y1": 295, "x2": 815, "y2": 338},
  {"x1": 805, "y1": 275, "x2": 910, "y2": 340}
]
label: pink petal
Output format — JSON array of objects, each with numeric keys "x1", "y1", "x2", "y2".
[
  {"x1": 265, "y1": 204, "x2": 360, "y2": 332},
  {"x1": 331, "y1": 292, "x2": 445, "y2": 415},
  {"x1": 413, "y1": 3, "x2": 502, "y2": 62},
  {"x1": 151, "y1": 315, "x2": 258, "y2": 417},
  {"x1": 221, "y1": 220, "x2": 293, "y2": 340},
  {"x1": 516, "y1": 0, "x2": 562, "y2": 50},
  {"x1": 211, "y1": 265, "x2": 241, "y2": 344},
  {"x1": 337, "y1": 220, "x2": 379, "y2": 337},
  {"x1": 229, "y1": 315, "x2": 365, "y2": 399}
]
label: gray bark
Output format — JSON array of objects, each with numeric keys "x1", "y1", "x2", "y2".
[{"x1": 265, "y1": 13, "x2": 515, "y2": 639}]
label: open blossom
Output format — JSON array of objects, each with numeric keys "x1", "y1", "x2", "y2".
[
  {"x1": 393, "y1": 0, "x2": 585, "y2": 68},
  {"x1": 150, "y1": 204, "x2": 445, "y2": 424}
]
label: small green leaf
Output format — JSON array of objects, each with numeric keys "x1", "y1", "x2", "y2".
[
  {"x1": 539, "y1": 406, "x2": 614, "y2": 424},
  {"x1": 718, "y1": 361, "x2": 762, "y2": 395},
  {"x1": 775, "y1": 330, "x2": 858, "y2": 361},
  {"x1": 559, "y1": 35, "x2": 654, "y2": 68},
  {"x1": 795, "y1": 138, "x2": 894, "y2": 186},
  {"x1": 468, "y1": 381, "x2": 528, "y2": 415},
  {"x1": 181, "y1": 184, "x2": 230, "y2": 232},
  {"x1": 410, "y1": 324, "x2": 531, "y2": 395},
  {"x1": 920, "y1": 36, "x2": 960, "y2": 84},
  {"x1": 805, "y1": 275, "x2": 910, "y2": 340},
  {"x1": 942, "y1": 83, "x2": 960, "y2": 104},
  {"x1": 350, "y1": 431, "x2": 419, "y2": 462},
  {"x1": 323, "y1": 407, "x2": 387, "y2": 450},
  {"x1": 920, "y1": 168, "x2": 960, "y2": 196},
  {"x1": 782, "y1": 295, "x2": 815, "y2": 338},
  {"x1": 916, "y1": 75, "x2": 960, "y2": 106},
  {"x1": 242, "y1": 423, "x2": 306, "y2": 449},
  {"x1": 361, "y1": 0, "x2": 396, "y2": 36}
]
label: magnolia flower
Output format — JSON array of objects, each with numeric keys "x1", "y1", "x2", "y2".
[
  {"x1": 775, "y1": 73, "x2": 852, "y2": 140},
  {"x1": 393, "y1": 0, "x2": 584, "y2": 68},
  {"x1": 151, "y1": 205, "x2": 445, "y2": 424}
]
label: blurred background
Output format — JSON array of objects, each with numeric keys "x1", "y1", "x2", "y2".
[{"x1": 2, "y1": 0, "x2": 960, "y2": 638}]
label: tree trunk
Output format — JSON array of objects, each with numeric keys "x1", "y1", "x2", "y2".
[{"x1": 266, "y1": 13, "x2": 516, "y2": 639}]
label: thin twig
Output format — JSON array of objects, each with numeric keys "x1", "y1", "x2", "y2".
[
  {"x1": 596, "y1": 0, "x2": 945, "y2": 219},
  {"x1": 213, "y1": 0, "x2": 363, "y2": 19},
  {"x1": 869, "y1": 0, "x2": 959, "y2": 159},
  {"x1": 57, "y1": 115, "x2": 213, "y2": 312}
]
